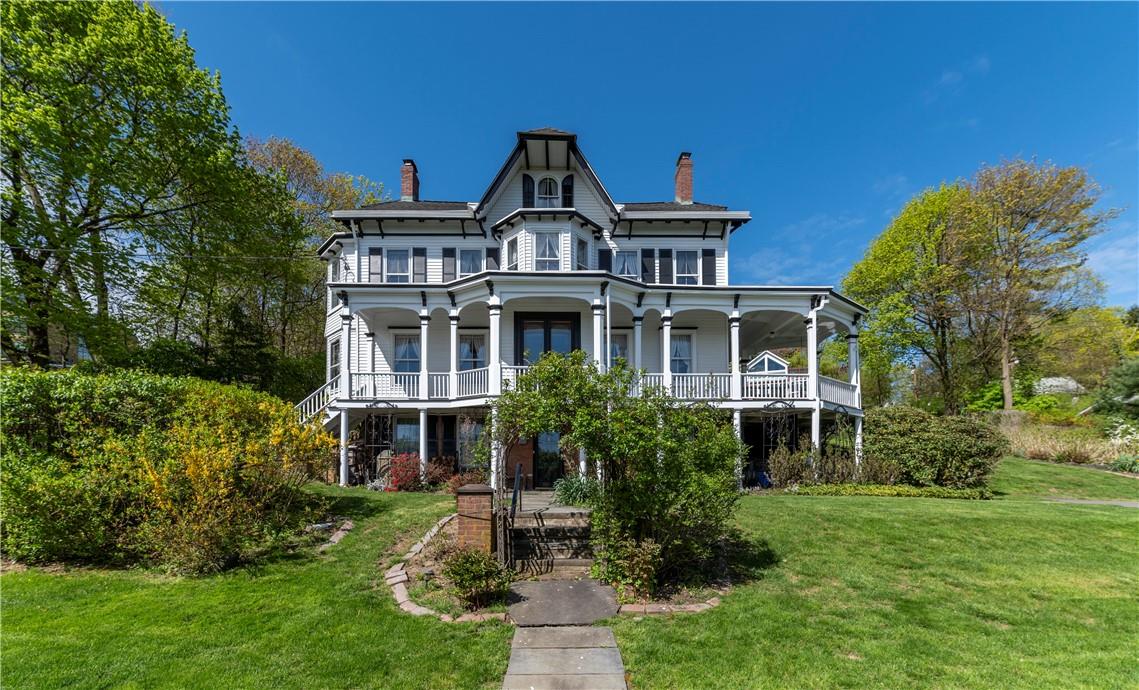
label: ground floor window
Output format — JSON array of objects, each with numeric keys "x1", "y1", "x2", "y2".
[
  {"x1": 394, "y1": 417, "x2": 419, "y2": 454},
  {"x1": 459, "y1": 334, "x2": 486, "y2": 370},
  {"x1": 457, "y1": 416, "x2": 484, "y2": 470},
  {"x1": 670, "y1": 334, "x2": 692, "y2": 373},
  {"x1": 610, "y1": 333, "x2": 629, "y2": 363}
]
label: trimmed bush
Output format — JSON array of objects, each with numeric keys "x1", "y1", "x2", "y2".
[
  {"x1": 387, "y1": 453, "x2": 423, "y2": 491},
  {"x1": 790, "y1": 484, "x2": 992, "y2": 500},
  {"x1": 862, "y1": 407, "x2": 1006, "y2": 488},
  {"x1": 552, "y1": 474, "x2": 600, "y2": 507},
  {"x1": 441, "y1": 547, "x2": 511, "y2": 609},
  {"x1": 0, "y1": 368, "x2": 335, "y2": 572},
  {"x1": 445, "y1": 469, "x2": 488, "y2": 495}
]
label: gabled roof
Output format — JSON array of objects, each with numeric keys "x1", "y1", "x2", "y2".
[
  {"x1": 520, "y1": 127, "x2": 574, "y2": 137},
  {"x1": 358, "y1": 200, "x2": 471, "y2": 211},
  {"x1": 621, "y1": 201, "x2": 729, "y2": 212},
  {"x1": 747, "y1": 350, "x2": 790, "y2": 372}
]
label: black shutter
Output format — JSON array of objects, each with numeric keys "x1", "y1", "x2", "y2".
[
  {"x1": 413, "y1": 247, "x2": 427, "y2": 282},
  {"x1": 442, "y1": 248, "x2": 456, "y2": 282},
  {"x1": 701, "y1": 248, "x2": 716, "y2": 285},
  {"x1": 658, "y1": 248, "x2": 673, "y2": 284},
  {"x1": 598, "y1": 247, "x2": 612, "y2": 272},
  {"x1": 641, "y1": 248, "x2": 656, "y2": 283},
  {"x1": 368, "y1": 247, "x2": 383, "y2": 283},
  {"x1": 485, "y1": 247, "x2": 500, "y2": 270},
  {"x1": 522, "y1": 174, "x2": 535, "y2": 208},
  {"x1": 561, "y1": 174, "x2": 574, "y2": 208}
]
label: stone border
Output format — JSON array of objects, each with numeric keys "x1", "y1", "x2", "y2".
[
  {"x1": 383, "y1": 513, "x2": 509, "y2": 624},
  {"x1": 617, "y1": 594, "x2": 723, "y2": 616},
  {"x1": 317, "y1": 520, "x2": 355, "y2": 552}
]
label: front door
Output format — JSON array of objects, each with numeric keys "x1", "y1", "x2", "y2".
[
  {"x1": 514, "y1": 312, "x2": 581, "y2": 365},
  {"x1": 533, "y1": 431, "x2": 564, "y2": 488}
]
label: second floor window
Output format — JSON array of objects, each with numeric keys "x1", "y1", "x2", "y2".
[
  {"x1": 393, "y1": 334, "x2": 420, "y2": 372},
  {"x1": 576, "y1": 238, "x2": 589, "y2": 270},
  {"x1": 670, "y1": 334, "x2": 692, "y2": 373},
  {"x1": 460, "y1": 249, "x2": 482, "y2": 277},
  {"x1": 614, "y1": 250, "x2": 638, "y2": 278},
  {"x1": 676, "y1": 250, "x2": 699, "y2": 285},
  {"x1": 535, "y1": 232, "x2": 560, "y2": 271},
  {"x1": 537, "y1": 177, "x2": 559, "y2": 208},
  {"x1": 610, "y1": 333, "x2": 629, "y2": 363},
  {"x1": 328, "y1": 338, "x2": 340, "y2": 380},
  {"x1": 387, "y1": 250, "x2": 410, "y2": 283},
  {"x1": 507, "y1": 238, "x2": 519, "y2": 270},
  {"x1": 459, "y1": 334, "x2": 486, "y2": 370}
]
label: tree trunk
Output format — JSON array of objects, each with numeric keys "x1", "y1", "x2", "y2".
[{"x1": 999, "y1": 330, "x2": 1015, "y2": 411}]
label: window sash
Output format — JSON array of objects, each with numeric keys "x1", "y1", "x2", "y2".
[
  {"x1": 459, "y1": 249, "x2": 482, "y2": 277},
  {"x1": 576, "y1": 238, "x2": 589, "y2": 270},
  {"x1": 536, "y1": 178, "x2": 559, "y2": 208},
  {"x1": 610, "y1": 333, "x2": 629, "y2": 363},
  {"x1": 459, "y1": 335, "x2": 486, "y2": 370},
  {"x1": 387, "y1": 250, "x2": 410, "y2": 283},
  {"x1": 507, "y1": 238, "x2": 519, "y2": 270},
  {"x1": 393, "y1": 335, "x2": 421, "y2": 372},
  {"x1": 670, "y1": 335, "x2": 692, "y2": 373},
  {"x1": 535, "y1": 232, "x2": 560, "y2": 271},
  {"x1": 676, "y1": 250, "x2": 698, "y2": 285},
  {"x1": 329, "y1": 338, "x2": 340, "y2": 380},
  {"x1": 395, "y1": 418, "x2": 419, "y2": 455},
  {"x1": 614, "y1": 251, "x2": 638, "y2": 277}
]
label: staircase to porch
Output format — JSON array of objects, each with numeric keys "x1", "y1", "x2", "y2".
[{"x1": 510, "y1": 491, "x2": 593, "y2": 578}]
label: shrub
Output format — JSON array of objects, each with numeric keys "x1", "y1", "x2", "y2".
[
  {"x1": 863, "y1": 407, "x2": 1006, "y2": 488},
  {"x1": 1096, "y1": 357, "x2": 1139, "y2": 420},
  {"x1": 0, "y1": 368, "x2": 335, "y2": 572},
  {"x1": 592, "y1": 536, "x2": 661, "y2": 602},
  {"x1": 552, "y1": 474, "x2": 600, "y2": 506},
  {"x1": 791, "y1": 484, "x2": 992, "y2": 500},
  {"x1": 1005, "y1": 425, "x2": 1115, "y2": 464},
  {"x1": 1109, "y1": 455, "x2": 1139, "y2": 473},
  {"x1": 424, "y1": 459, "x2": 455, "y2": 488},
  {"x1": 768, "y1": 439, "x2": 813, "y2": 487},
  {"x1": 441, "y1": 547, "x2": 512, "y2": 609},
  {"x1": 387, "y1": 453, "x2": 423, "y2": 491},
  {"x1": 446, "y1": 469, "x2": 488, "y2": 495}
]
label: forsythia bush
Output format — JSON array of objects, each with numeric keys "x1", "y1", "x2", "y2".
[{"x1": 1, "y1": 368, "x2": 335, "y2": 573}]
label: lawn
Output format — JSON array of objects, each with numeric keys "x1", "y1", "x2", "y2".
[{"x1": 3, "y1": 458, "x2": 1137, "y2": 689}]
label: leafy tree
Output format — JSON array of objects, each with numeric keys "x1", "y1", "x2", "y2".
[
  {"x1": 1034, "y1": 307, "x2": 1139, "y2": 388},
  {"x1": 1096, "y1": 357, "x2": 1139, "y2": 421}
]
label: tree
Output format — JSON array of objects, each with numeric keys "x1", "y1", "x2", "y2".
[
  {"x1": 843, "y1": 184, "x2": 977, "y2": 412},
  {"x1": 1034, "y1": 307, "x2": 1139, "y2": 388},
  {"x1": 965, "y1": 160, "x2": 1115, "y2": 409}
]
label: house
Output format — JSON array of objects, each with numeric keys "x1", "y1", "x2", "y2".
[{"x1": 299, "y1": 128, "x2": 866, "y2": 489}]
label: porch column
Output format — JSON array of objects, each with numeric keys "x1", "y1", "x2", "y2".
[
  {"x1": 848, "y1": 329, "x2": 861, "y2": 408},
  {"x1": 810, "y1": 405, "x2": 821, "y2": 450},
  {"x1": 806, "y1": 308, "x2": 819, "y2": 401},
  {"x1": 365, "y1": 332, "x2": 375, "y2": 373},
  {"x1": 729, "y1": 312, "x2": 741, "y2": 400},
  {"x1": 732, "y1": 409, "x2": 743, "y2": 489},
  {"x1": 632, "y1": 312, "x2": 644, "y2": 372},
  {"x1": 661, "y1": 311, "x2": 673, "y2": 391},
  {"x1": 489, "y1": 408, "x2": 501, "y2": 489},
  {"x1": 854, "y1": 415, "x2": 864, "y2": 467},
  {"x1": 449, "y1": 311, "x2": 460, "y2": 400},
  {"x1": 592, "y1": 302, "x2": 605, "y2": 370},
  {"x1": 488, "y1": 299, "x2": 502, "y2": 395},
  {"x1": 578, "y1": 448, "x2": 587, "y2": 476},
  {"x1": 418, "y1": 408, "x2": 428, "y2": 478},
  {"x1": 338, "y1": 409, "x2": 350, "y2": 486},
  {"x1": 419, "y1": 310, "x2": 430, "y2": 400},
  {"x1": 339, "y1": 303, "x2": 352, "y2": 400}
]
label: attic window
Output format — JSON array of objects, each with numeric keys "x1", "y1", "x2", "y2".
[
  {"x1": 748, "y1": 351, "x2": 789, "y2": 374},
  {"x1": 537, "y1": 177, "x2": 559, "y2": 208}
]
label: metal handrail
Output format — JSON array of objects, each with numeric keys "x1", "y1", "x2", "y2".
[{"x1": 509, "y1": 462, "x2": 523, "y2": 521}]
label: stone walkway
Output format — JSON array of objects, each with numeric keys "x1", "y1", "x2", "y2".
[
  {"x1": 1049, "y1": 498, "x2": 1139, "y2": 509},
  {"x1": 503, "y1": 580, "x2": 627, "y2": 690}
]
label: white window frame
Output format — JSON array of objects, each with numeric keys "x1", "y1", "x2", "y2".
[
  {"x1": 610, "y1": 333, "x2": 629, "y2": 363},
  {"x1": 459, "y1": 333, "x2": 487, "y2": 370},
  {"x1": 614, "y1": 250, "x2": 638, "y2": 278},
  {"x1": 675, "y1": 250, "x2": 699, "y2": 285},
  {"x1": 670, "y1": 334, "x2": 693, "y2": 374},
  {"x1": 328, "y1": 337, "x2": 341, "y2": 381},
  {"x1": 537, "y1": 177, "x2": 559, "y2": 208},
  {"x1": 386, "y1": 249, "x2": 410, "y2": 283},
  {"x1": 575, "y1": 237, "x2": 589, "y2": 270},
  {"x1": 459, "y1": 249, "x2": 482, "y2": 278},
  {"x1": 534, "y1": 232, "x2": 561, "y2": 271},
  {"x1": 393, "y1": 334, "x2": 420, "y2": 372}
]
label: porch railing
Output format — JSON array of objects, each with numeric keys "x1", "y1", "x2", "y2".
[
  {"x1": 296, "y1": 375, "x2": 338, "y2": 423},
  {"x1": 501, "y1": 365, "x2": 529, "y2": 390},
  {"x1": 819, "y1": 375, "x2": 858, "y2": 407},
  {"x1": 456, "y1": 367, "x2": 489, "y2": 398},
  {"x1": 351, "y1": 372, "x2": 418, "y2": 399},
  {"x1": 670, "y1": 373, "x2": 732, "y2": 399},
  {"x1": 429, "y1": 373, "x2": 450, "y2": 400},
  {"x1": 741, "y1": 373, "x2": 809, "y2": 400}
]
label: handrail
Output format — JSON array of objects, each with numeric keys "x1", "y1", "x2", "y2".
[
  {"x1": 509, "y1": 462, "x2": 523, "y2": 521},
  {"x1": 295, "y1": 375, "x2": 339, "y2": 424}
]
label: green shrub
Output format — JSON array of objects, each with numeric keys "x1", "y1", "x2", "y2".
[
  {"x1": 790, "y1": 484, "x2": 992, "y2": 500},
  {"x1": 1097, "y1": 358, "x2": 1139, "y2": 421},
  {"x1": 768, "y1": 439, "x2": 812, "y2": 487},
  {"x1": 0, "y1": 368, "x2": 335, "y2": 572},
  {"x1": 1109, "y1": 455, "x2": 1139, "y2": 473},
  {"x1": 441, "y1": 547, "x2": 512, "y2": 609},
  {"x1": 591, "y1": 536, "x2": 661, "y2": 602},
  {"x1": 552, "y1": 474, "x2": 600, "y2": 506},
  {"x1": 863, "y1": 407, "x2": 1006, "y2": 488}
]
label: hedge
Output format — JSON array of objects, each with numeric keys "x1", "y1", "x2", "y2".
[{"x1": 788, "y1": 484, "x2": 992, "y2": 500}]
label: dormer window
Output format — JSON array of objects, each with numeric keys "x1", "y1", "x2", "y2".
[{"x1": 537, "y1": 177, "x2": 559, "y2": 208}]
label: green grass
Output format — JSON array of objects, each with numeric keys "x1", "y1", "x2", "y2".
[
  {"x1": 1, "y1": 488, "x2": 513, "y2": 689},
  {"x1": 4, "y1": 459, "x2": 1137, "y2": 689}
]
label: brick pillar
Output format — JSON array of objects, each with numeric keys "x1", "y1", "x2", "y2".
[{"x1": 456, "y1": 484, "x2": 494, "y2": 554}]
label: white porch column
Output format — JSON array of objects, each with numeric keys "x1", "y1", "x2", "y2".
[
  {"x1": 810, "y1": 405, "x2": 821, "y2": 450},
  {"x1": 806, "y1": 307, "x2": 819, "y2": 401},
  {"x1": 489, "y1": 408, "x2": 501, "y2": 490},
  {"x1": 449, "y1": 310, "x2": 460, "y2": 400},
  {"x1": 488, "y1": 299, "x2": 502, "y2": 395},
  {"x1": 339, "y1": 302, "x2": 352, "y2": 400},
  {"x1": 338, "y1": 409, "x2": 350, "y2": 486},
  {"x1": 632, "y1": 312, "x2": 644, "y2": 372},
  {"x1": 578, "y1": 448, "x2": 587, "y2": 476},
  {"x1": 365, "y1": 332, "x2": 376, "y2": 373},
  {"x1": 848, "y1": 329, "x2": 861, "y2": 408},
  {"x1": 729, "y1": 311, "x2": 741, "y2": 400},
  {"x1": 854, "y1": 415, "x2": 864, "y2": 467},
  {"x1": 592, "y1": 302, "x2": 605, "y2": 370},
  {"x1": 661, "y1": 311, "x2": 673, "y2": 391},
  {"x1": 732, "y1": 409, "x2": 743, "y2": 488},
  {"x1": 418, "y1": 408, "x2": 428, "y2": 478},
  {"x1": 418, "y1": 310, "x2": 430, "y2": 400}
]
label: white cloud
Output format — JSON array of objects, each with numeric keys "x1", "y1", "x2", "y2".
[
  {"x1": 923, "y1": 54, "x2": 991, "y2": 105},
  {"x1": 1085, "y1": 226, "x2": 1139, "y2": 306},
  {"x1": 939, "y1": 70, "x2": 963, "y2": 86},
  {"x1": 731, "y1": 213, "x2": 867, "y2": 285},
  {"x1": 779, "y1": 213, "x2": 865, "y2": 237}
]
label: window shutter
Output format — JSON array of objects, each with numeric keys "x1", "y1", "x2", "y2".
[
  {"x1": 641, "y1": 248, "x2": 656, "y2": 283},
  {"x1": 701, "y1": 248, "x2": 716, "y2": 285},
  {"x1": 368, "y1": 248, "x2": 383, "y2": 282},
  {"x1": 598, "y1": 247, "x2": 612, "y2": 272},
  {"x1": 413, "y1": 247, "x2": 427, "y2": 282},
  {"x1": 442, "y1": 248, "x2": 456, "y2": 282},
  {"x1": 658, "y1": 248, "x2": 673, "y2": 284},
  {"x1": 561, "y1": 175, "x2": 574, "y2": 208},
  {"x1": 522, "y1": 174, "x2": 535, "y2": 208},
  {"x1": 485, "y1": 247, "x2": 500, "y2": 270}
]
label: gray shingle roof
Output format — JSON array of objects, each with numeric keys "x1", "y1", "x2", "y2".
[
  {"x1": 519, "y1": 127, "x2": 574, "y2": 137},
  {"x1": 358, "y1": 200, "x2": 470, "y2": 211},
  {"x1": 621, "y1": 201, "x2": 729, "y2": 212}
]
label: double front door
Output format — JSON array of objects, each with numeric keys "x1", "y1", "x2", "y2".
[{"x1": 514, "y1": 312, "x2": 581, "y2": 365}]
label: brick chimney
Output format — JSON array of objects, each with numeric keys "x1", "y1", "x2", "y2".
[
  {"x1": 674, "y1": 152, "x2": 693, "y2": 205},
  {"x1": 400, "y1": 159, "x2": 419, "y2": 202}
]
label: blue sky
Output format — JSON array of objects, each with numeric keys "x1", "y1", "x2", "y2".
[{"x1": 157, "y1": 2, "x2": 1138, "y2": 306}]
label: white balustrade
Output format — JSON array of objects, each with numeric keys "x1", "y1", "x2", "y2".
[
  {"x1": 818, "y1": 375, "x2": 859, "y2": 407},
  {"x1": 741, "y1": 373, "x2": 810, "y2": 400},
  {"x1": 501, "y1": 365, "x2": 529, "y2": 390},
  {"x1": 296, "y1": 375, "x2": 338, "y2": 423},
  {"x1": 670, "y1": 373, "x2": 732, "y2": 399},
  {"x1": 429, "y1": 373, "x2": 450, "y2": 399},
  {"x1": 351, "y1": 372, "x2": 418, "y2": 399},
  {"x1": 456, "y1": 367, "x2": 489, "y2": 398}
]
